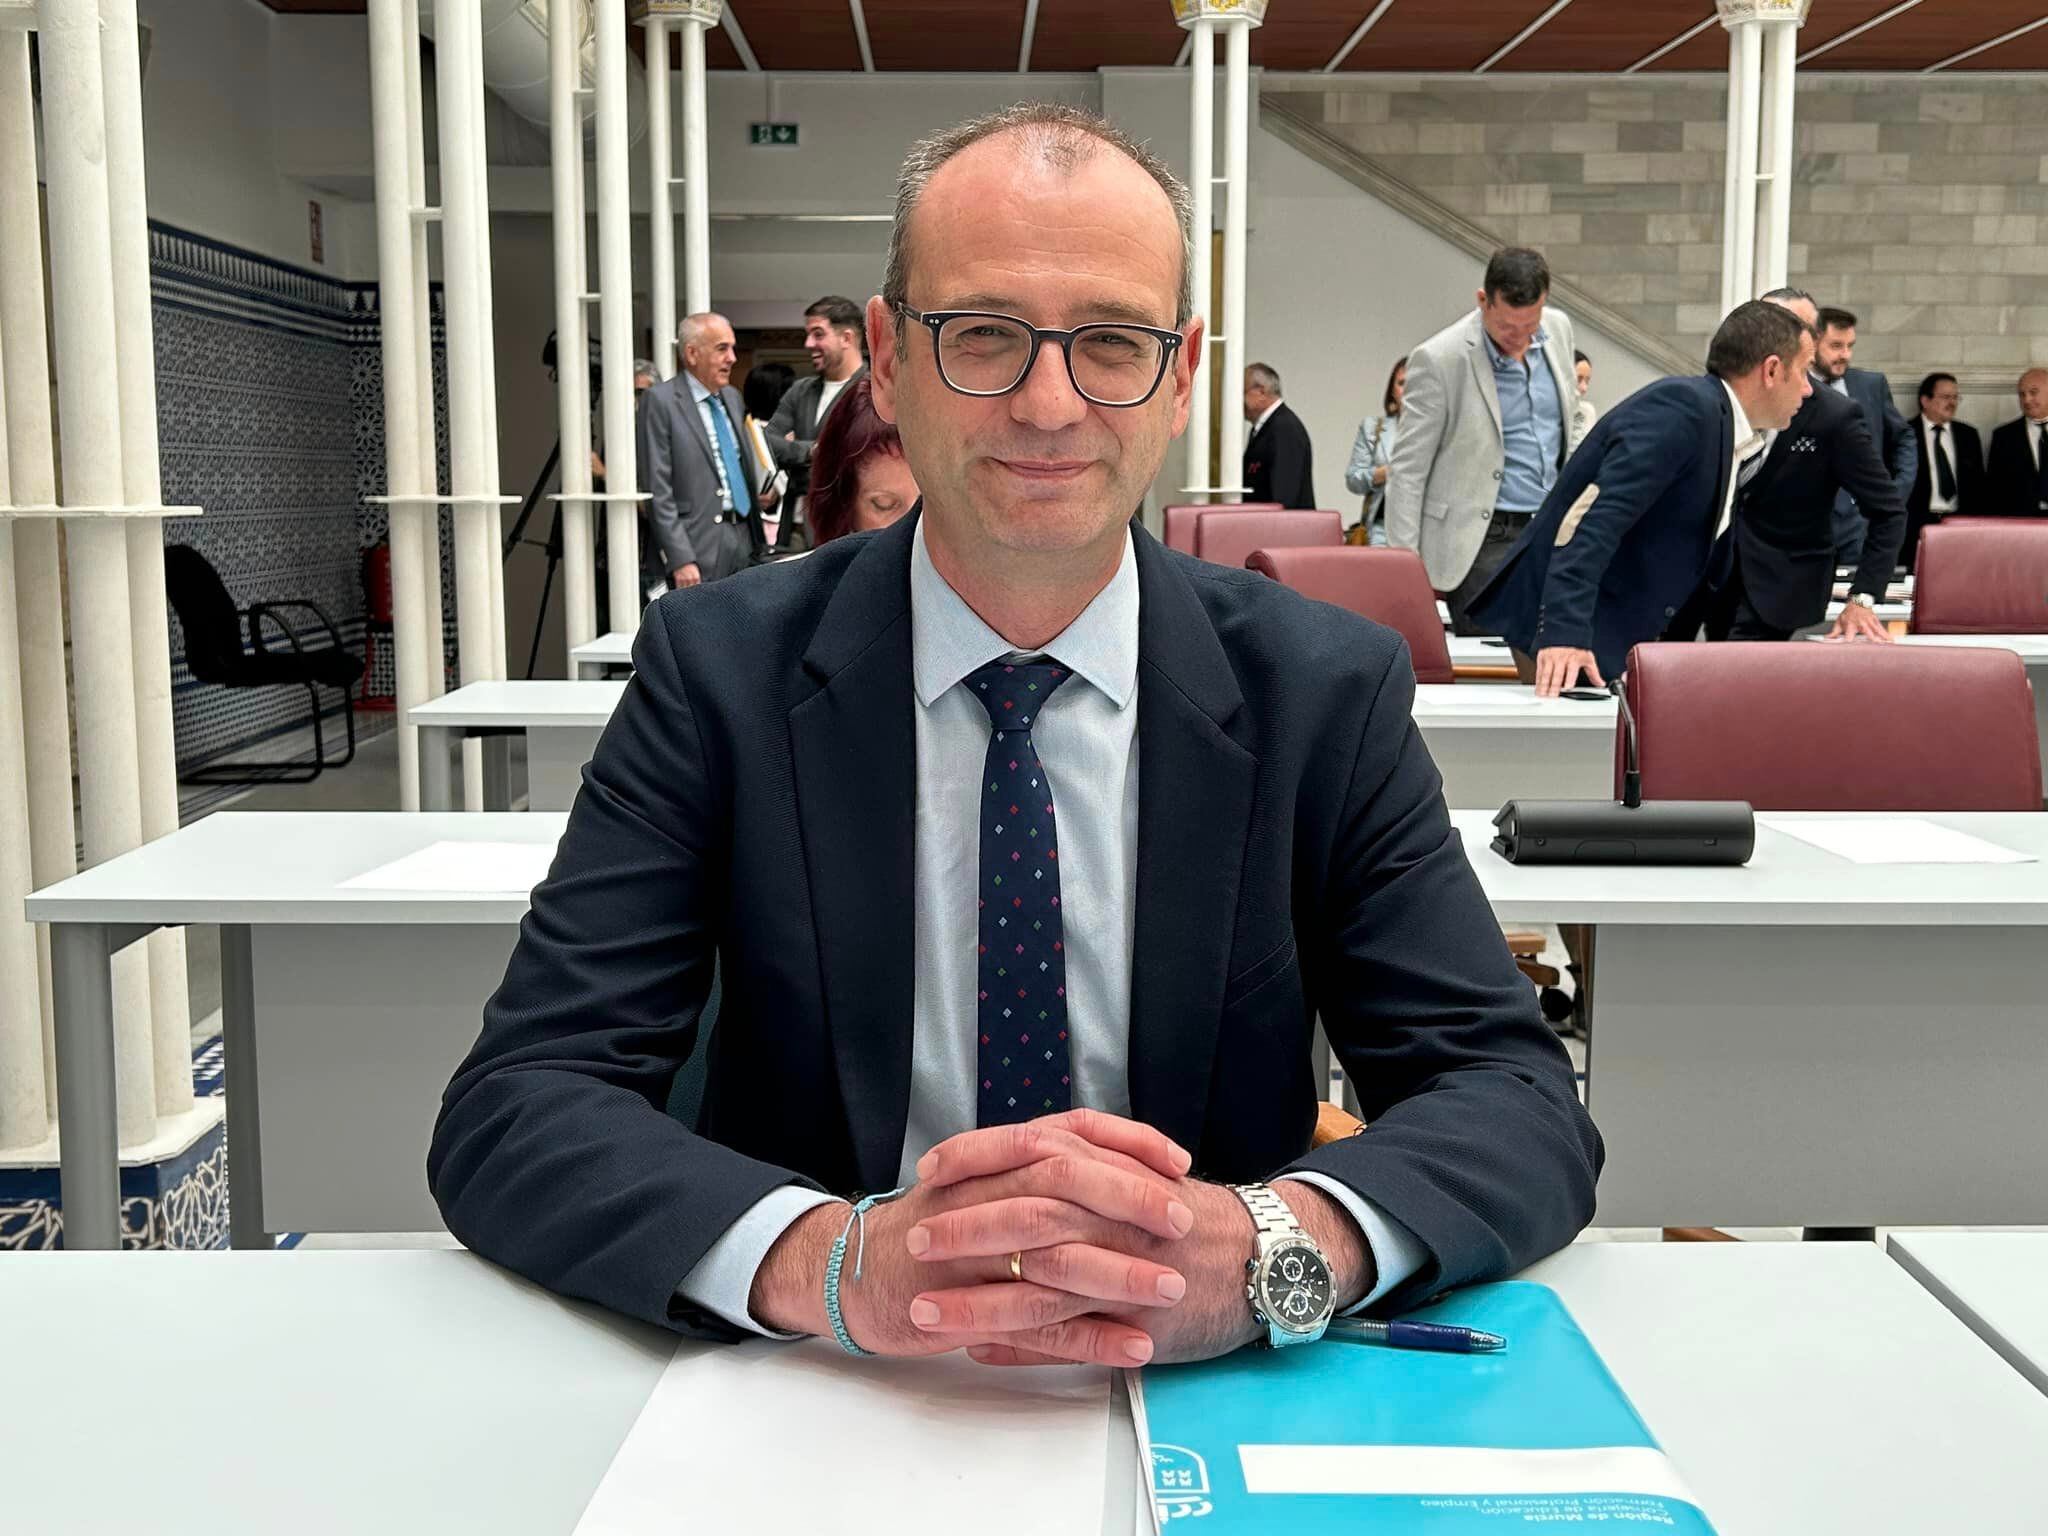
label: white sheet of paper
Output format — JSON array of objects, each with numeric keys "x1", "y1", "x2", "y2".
[
  {"x1": 574, "y1": 1340, "x2": 1114, "y2": 1536},
  {"x1": 1765, "y1": 818, "x2": 2035, "y2": 866},
  {"x1": 339, "y1": 840, "x2": 555, "y2": 893}
]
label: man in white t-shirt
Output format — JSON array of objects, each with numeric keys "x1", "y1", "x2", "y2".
[{"x1": 767, "y1": 295, "x2": 870, "y2": 541}]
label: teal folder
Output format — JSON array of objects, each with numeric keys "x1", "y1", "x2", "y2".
[{"x1": 1131, "y1": 1281, "x2": 1715, "y2": 1533}]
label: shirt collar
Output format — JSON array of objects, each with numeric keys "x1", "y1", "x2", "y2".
[
  {"x1": 685, "y1": 373, "x2": 713, "y2": 404},
  {"x1": 1253, "y1": 398, "x2": 1283, "y2": 434},
  {"x1": 1721, "y1": 380, "x2": 1763, "y2": 460},
  {"x1": 910, "y1": 515, "x2": 1138, "y2": 713},
  {"x1": 1483, "y1": 325, "x2": 1547, "y2": 370}
]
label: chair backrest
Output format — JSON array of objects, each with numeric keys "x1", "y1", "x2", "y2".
[
  {"x1": 162, "y1": 544, "x2": 247, "y2": 684},
  {"x1": 1161, "y1": 502, "x2": 1281, "y2": 554},
  {"x1": 1193, "y1": 509, "x2": 1342, "y2": 572},
  {"x1": 1620, "y1": 640, "x2": 2042, "y2": 810},
  {"x1": 1246, "y1": 546, "x2": 1455, "y2": 684},
  {"x1": 1912, "y1": 521, "x2": 2048, "y2": 634}
]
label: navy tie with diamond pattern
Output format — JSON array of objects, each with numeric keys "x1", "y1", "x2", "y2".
[{"x1": 968, "y1": 658, "x2": 1073, "y2": 1128}]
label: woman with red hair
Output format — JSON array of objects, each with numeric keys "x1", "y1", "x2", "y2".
[{"x1": 805, "y1": 373, "x2": 918, "y2": 545}]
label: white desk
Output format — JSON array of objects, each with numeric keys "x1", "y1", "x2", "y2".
[
  {"x1": 1444, "y1": 633, "x2": 1519, "y2": 680},
  {"x1": 28, "y1": 812, "x2": 567, "y2": 1249},
  {"x1": 411, "y1": 680, "x2": 625, "y2": 810},
  {"x1": 570, "y1": 629, "x2": 636, "y2": 679},
  {"x1": 6, "y1": 1246, "x2": 2046, "y2": 1534},
  {"x1": 1888, "y1": 1231, "x2": 2048, "y2": 1398},
  {"x1": 1456, "y1": 809, "x2": 2048, "y2": 1227},
  {"x1": 1414, "y1": 684, "x2": 1616, "y2": 808}
]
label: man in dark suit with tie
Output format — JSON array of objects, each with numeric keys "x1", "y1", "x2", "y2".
[
  {"x1": 1986, "y1": 368, "x2": 2048, "y2": 519},
  {"x1": 1677, "y1": 289, "x2": 1903, "y2": 643},
  {"x1": 1466, "y1": 301, "x2": 1815, "y2": 696},
  {"x1": 1813, "y1": 307, "x2": 1916, "y2": 568},
  {"x1": 636, "y1": 312, "x2": 761, "y2": 588},
  {"x1": 430, "y1": 103, "x2": 1598, "y2": 1370},
  {"x1": 1904, "y1": 371, "x2": 1987, "y2": 570},
  {"x1": 1240, "y1": 363, "x2": 1316, "y2": 508}
]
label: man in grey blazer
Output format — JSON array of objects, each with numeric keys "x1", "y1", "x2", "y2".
[
  {"x1": 1385, "y1": 248, "x2": 1580, "y2": 633},
  {"x1": 767, "y1": 295, "x2": 869, "y2": 512},
  {"x1": 637, "y1": 312, "x2": 762, "y2": 588}
]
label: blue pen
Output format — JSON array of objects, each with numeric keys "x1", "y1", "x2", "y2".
[{"x1": 1325, "y1": 1317, "x2": 1508, "y2": 1354}]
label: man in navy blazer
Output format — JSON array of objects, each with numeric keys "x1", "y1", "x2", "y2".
[
  {"x1": 1813, "y1": 308, "x2": 1916, "y2": 568},
  {"x1": 429, "y1": 105, "x2": 1599, "y2": 1370},
  {"x1": 1466, "y1": 302, "x2": 1816, "y2": 696}
]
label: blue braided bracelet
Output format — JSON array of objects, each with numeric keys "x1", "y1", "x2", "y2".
[{"x1": 824, "y1": 1186, "x2": 910, "y2": 1357}]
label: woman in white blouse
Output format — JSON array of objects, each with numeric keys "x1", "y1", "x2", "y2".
[{"x1": 1342, "y1": 356, "x2": 1406, "y2": 545}]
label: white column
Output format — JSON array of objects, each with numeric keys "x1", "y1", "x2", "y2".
[
  {"x1": 0, "y1": 353, "x2": 47, "y2": 1151},
  {"x1": 551, "y1": 0, "x2": 596, "y2": 652},
  {"x1": 401, "y1": 0, "x2": 446, "y2": 712},
  {"x1": 595, "y1": 0, "x2": 642, "y2": 629},
  {"x1": 99, "y1": 0, "x2": 191, "y2": 1118},
  {"x1": 677, "y1": 6, "x2": 714, "y2": 317},
  {"x1": 1182, "y1": 17, "x2": 1214, "y2": 501},
  {"x1": 369, "y1": 0, "x2": 430, "y2": 809},
  {"x1": 1758, "y1": 19, "x2": 1798, "y2": 292},
  {"x1": 467, "y1": 12, "x2": 507, "y2": 683},
  {"x1": 644, "y1": 16, "x2": 676, "y2": 380},
  {"x1": 36, "y1": 0, "x2": 156, "y2": 1147},
  {"x1": 0, "y1": 27, "x2": 74, "y2": 1121},
  {"x1": 1727, "y1": 24, "x2": 1761, "y2": 311},
  {"x1": 1218, "y1": 14, "x2": 1254, "y2": 499},
  {"x1": 432, "y1": 0, "x2": 497, "y2": 808}
]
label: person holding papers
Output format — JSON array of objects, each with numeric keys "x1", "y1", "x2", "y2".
[
  {"x1": 1466, "y1": 301, "x2": 1816, "y2": 696},
  {"x1": 430, "y1": 105, "x2": 1600, "y2": 1372}
]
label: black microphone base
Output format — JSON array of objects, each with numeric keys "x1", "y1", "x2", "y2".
[{"x1": 1490, "y1": 800, "x2": 1756, "y2": 866}]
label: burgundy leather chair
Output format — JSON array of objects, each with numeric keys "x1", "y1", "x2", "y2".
[
  {"x1": 1161, "y1": 502, "x2": 1281, "y2": 554},
  {"x1": 1619, "y1": 641, "x2": 2042, "y2": 809},
  {"x1": 1247, "y1": 546, "x2": 1455, "y2": 684},
  {"x1": 1912, "y1": 521, "x2": 2048, "y2": 634},
  {"x1": 1192, "y1": 509, "x2": 1342, "y2": 572}
]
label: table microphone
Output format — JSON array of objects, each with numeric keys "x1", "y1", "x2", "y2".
[{"x1": 1489, "y1": 681, "x2": 1756, "y2": 865}]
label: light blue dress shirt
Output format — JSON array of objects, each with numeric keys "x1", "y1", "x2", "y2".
[
  {"x1": 1486, "y1": 328, "x2": 1564, "y2": 514},
  {"x1": 677, "y1": 518, "x2": 1425, "y2": 1337}
]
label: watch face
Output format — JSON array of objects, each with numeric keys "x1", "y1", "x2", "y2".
[{"x1": 1257, "y1": 1241, "x2": 1334, "y2": 1333}]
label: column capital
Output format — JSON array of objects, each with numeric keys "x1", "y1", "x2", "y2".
[
  {"x1": 1173, "y1": 0, "x2": 1267, "y2": 30},
  {"x1": 1715, "y1": 0, "x2": 1810, "y2": 28},
  {"x1": 630, "y1": 0, "x2": 723, "y2": 26}
]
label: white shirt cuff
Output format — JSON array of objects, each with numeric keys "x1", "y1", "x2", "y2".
[
  {"x1": 674, "y1": 1185, "x2": 844, "y2": 1339},
  {"x1": 1276, "y1": 1171, "x2": 1429, "y2": 1313}
]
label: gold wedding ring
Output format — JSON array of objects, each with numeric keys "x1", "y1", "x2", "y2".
[{"x1": 1009, "y1": 1251, "x2": 1024, "y2": 1282}]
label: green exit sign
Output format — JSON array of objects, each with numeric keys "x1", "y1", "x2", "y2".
[{"x1": 750, "y1": 122, "x2": 800, "y2": 147}]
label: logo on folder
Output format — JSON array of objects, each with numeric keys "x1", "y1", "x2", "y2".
[{"x1": 1151, "y1": 1444, "x2": 1214, "y2": 1522}]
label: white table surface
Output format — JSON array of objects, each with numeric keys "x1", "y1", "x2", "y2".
[
  {"x1": 1444, "y1": 634, "x2": 1518, "y2": 666},
  {"x1": 410, "y1": 679, "x2": 628, "y2": 729},
  {"x1": 23, "y1": 811, "x2": 567, "y2": 926},
  {"x1": 570, "y1": 630, "x2": 636, "y2": 669},
  {"x1": 1451, "y1": 808, "x2": 2048, "y2": 925},
  {"x1": 1413, "y1": 683, "x2": 1617, "y2": 730},
  {"x1": 1887, "y1": 1231, "x2": 2048, "y2": 1398},
  {"x1": 6, "y1": 1244, "x2": 2046, "y2": 1535},
  {"x1": 1887, "y1": 631, "x2": 2048, "y2": 662}
]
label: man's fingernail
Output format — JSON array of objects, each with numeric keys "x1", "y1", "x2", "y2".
[
  {"x1": 905, "y1": 1226, "x2": 931, "y2": 1256},
  {"x1": 916, "y1": 1151, "x2": 938, "y2": 1181},
  {"x1": 910, "y1": 1299, "x2": 941, "y2": 1328},
  {"x1": 1123, "y1": 1337, "x2": 1154, "y2": 1364},
  {"x1": 1166, "y1": 1201, "x2": 1194, "y2": 1237},
  {"x1": 1156, "y1": 1273, "x2": 1187, "y2": 1303},
  {"x1": 1171, "y1": 1144, "x2": 1193, "y2": 1174}
]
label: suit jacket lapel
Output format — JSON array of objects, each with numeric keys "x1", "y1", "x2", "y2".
[
  {"x1": 676, "y1": 379, "x2": 718, "y2": 471},
  {"x1": 1467, "y1": 324, "x2": 1504, "y2": 439},
  {"x1": 790, "y1": 516, "x2": 919, "y2": 1192},
  {"x1": 1126, "y1": 533, "x2": 1258, "y2": 1163},
  {"x1": 1709, "y1": 378, "x2": 1737, "y2": 529}
]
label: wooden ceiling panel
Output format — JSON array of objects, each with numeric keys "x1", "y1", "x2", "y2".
[
  {"x1": 1810, "y1": 0, "x2": 2048, "y2": 70},
  {"x1": 864, "y1": 0, "x2": 1027, "y2": 70},
  {"x1": 1951, "y1": 15, "x2": 2048, "y2": 68},
  {"x1": 1245, "y1": 2, "x2": 1391, "y2": 72},
  {"x1": 1337, "y1": 0, "x2": 1560, "y2": 71},
  {"x1": 1495, "y1": 0, "x2": 1716, "y2": 72},
  {"x1": 727, "y1": 0, "x2": 863, "y2": 70},
  {"x1": 259, "y1": 1, "x2": 366, "y2": 12},
  {"x1": 1028, "y1": 0, "x2": 1183, "y2": 70}
]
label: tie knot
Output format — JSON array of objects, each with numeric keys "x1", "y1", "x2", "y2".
[{"x1": 966, "y1": 658, "x2": 1070, "y2": 733}]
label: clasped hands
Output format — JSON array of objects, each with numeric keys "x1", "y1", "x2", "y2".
[{"x1": 750, "y1": 1108, "x2": 1364, "y2": 1369}]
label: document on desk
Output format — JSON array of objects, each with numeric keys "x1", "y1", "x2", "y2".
[
  {"x1": 574, "y1": 1340, "x2": 1114, "y2": 1535},
  {"x1": 339, "y1": 840, "x2": 556, "y2": 892},
  {"x1": 1128, "y1": 1283, "x2": 1714, "y2": 1535},
  {"x1": 1765, "y1": 817, "x2": 2035, "y2": 866}
]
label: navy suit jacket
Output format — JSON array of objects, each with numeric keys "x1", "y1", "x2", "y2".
[
  {"x1": 1831, "y1": 370, "x2": 1916, "y2": 516},
  {"x1": 1466, "y1": 375, "x2": 1733, "y2": 679},
  {"x1": 428, "y1": 513, "x2": 1600, "y2": 1340}
]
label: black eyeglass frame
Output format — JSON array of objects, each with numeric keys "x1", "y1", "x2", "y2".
[{"x1": 896, "y1": 305, "x2": 1186, "y2": 408}]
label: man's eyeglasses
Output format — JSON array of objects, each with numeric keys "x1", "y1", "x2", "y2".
[{"x1": 897, "y1": 306, "x2": 1184, "y2": 408}]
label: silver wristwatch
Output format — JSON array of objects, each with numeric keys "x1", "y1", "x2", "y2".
[
  {"x1": 1231, "y1": 1183, "x2": 1336, "y2": 1348},
  {"x1": 1849, "y1": 591, "x2": 1877, "y2": 610}
]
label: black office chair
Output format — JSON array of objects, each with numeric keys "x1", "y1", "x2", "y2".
[{"x1": 164, "y1": 543, "x2": 364, "y2": 785}]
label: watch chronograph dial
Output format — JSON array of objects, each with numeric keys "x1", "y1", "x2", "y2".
[{"x1": 1258, "y1": 1242, "x2": 1333, "y2": 1333}]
